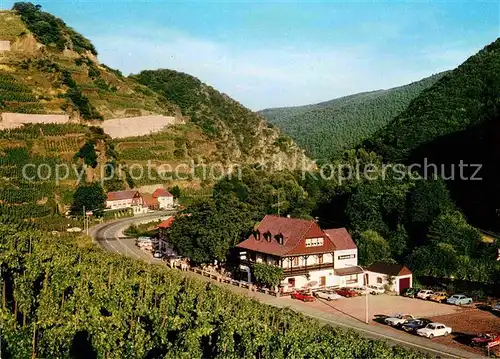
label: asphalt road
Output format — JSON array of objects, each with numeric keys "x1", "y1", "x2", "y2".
[{"x1": 91, "y1": 214, "x2": 483, "y2": 359}]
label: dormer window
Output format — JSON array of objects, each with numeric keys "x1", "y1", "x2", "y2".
[
  {"x1": 275, "y1": 233, "x2": 284, "y2": 245},
  {"x1": 305, "y1": 237, "x2": 324, "y2": 247},
  {"x1": 264, "y1": 231, "x2": 272, "y2": 242},
  {"x1": 253, "y1": 230, "x2": 261, "y2": 240}
]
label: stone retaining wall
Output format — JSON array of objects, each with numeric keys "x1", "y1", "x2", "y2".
[{"x1": 0, "y1": 112, "x2": 70, "y2": 129}]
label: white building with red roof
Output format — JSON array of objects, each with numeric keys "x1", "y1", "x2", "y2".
[
  {"x1": 152, "y1": 188, "x2": 174, "y2": 209},
  {"x1": 105, "y1": 190, "x2": 147, "y2": 215},
  {"x1": 236, "y1": 215, "x2": 363, "y2": 291}
]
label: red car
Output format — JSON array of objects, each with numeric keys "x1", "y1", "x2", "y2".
[
  {"x1": 290, "y1": 291, "x2": 315, "y2": 302},
  {"x1": 471, "y1": 333, "x2": 500, "y2": 347},
  {"x1": 335, "y1": 288, "x2": 358, "y2": 297}
]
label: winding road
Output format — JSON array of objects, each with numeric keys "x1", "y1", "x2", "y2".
[{"x1": 91, "y1": 214, "x2": 482, "y2": 359}]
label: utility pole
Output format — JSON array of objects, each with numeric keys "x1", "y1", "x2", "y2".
[
  {"x1": 83, "y1": 205, "x2": 85, "y2": 234},
  {"x1": 277, "y1": 191, "x2": 280, "y2": 217}
]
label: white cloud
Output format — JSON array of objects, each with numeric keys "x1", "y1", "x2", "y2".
[{"x1": 90, "y1": 28, "x2": 479, "y2": 110}]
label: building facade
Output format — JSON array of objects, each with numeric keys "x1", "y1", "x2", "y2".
[
  {"x1": 152, "y1": 188, "x2": 174, "y2": 209},
  {"x1": 106, "y1": 190, "x2": 147, "y2": 215},
  {"x1": 365, "y1": 262, "x2": 413, "y2": 294},
  {"x1": 236, "y1": 215, "x2": 363, "y2": 291}
]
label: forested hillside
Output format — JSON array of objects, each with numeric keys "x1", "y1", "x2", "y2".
[
  {"x1": 364, "y1": 38, "x2": 500, "y2": 230},
  {"x1": 260, "y1": 73, "x2": 445, "y2": 160},
  {"x1": 134, "y1": 69, "x2": 305, "y2": 164}
]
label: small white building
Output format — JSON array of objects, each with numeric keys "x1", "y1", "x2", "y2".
[
  {"x1": 106, "y1": 190, "x2": 147, "y2": 215},
  {"x1": 365, "y1": 261, "x2": 413, "y2": 294},
  {"x1": 152, "y1": 188, "x2": 174, "y2": 209},
  {"x1": 237, "y1": 215, "x2": 363, "y2": 292}
]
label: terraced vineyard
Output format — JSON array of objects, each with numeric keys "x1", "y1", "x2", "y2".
[{"x1": 0, "y1": 71, "x2": 43, "y2": 113}]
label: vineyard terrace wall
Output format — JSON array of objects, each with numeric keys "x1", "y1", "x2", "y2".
[
  {"x1": 96, "y1": 115, "x2": 177, "y2": 139},
  {"x1": 0, "y1": 113, "x2": 178, "y2": 138},
  {"x1": 0, "y1": 112, "x2": 71, "y2": 129},
  {"x1": 0, "y1": 40, "x2": 10, "y2": 52}
]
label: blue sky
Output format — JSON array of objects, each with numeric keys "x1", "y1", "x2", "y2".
[{"x1": 2, "y1": 1, "x2": 499, "y2": 110}]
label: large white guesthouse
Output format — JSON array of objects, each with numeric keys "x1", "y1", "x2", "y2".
[{"x1": 237, "y1": 215, "x2": 364, "y2": 291}]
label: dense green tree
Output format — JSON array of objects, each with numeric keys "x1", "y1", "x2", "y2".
[
  {"x1": 70, "y1": 182, "x2": 106, "y2": 215},
  {"x1": 168, "y1": 198, "x2": 255, "y2": 264},
  {"x1": 251, "y1": 262, "x2": 284, "y2": 288},
  {"x1": 170, "y1": 185, "x2": 181, "y2": 199},
  {"x1": 354, "y1": 230, "x2": 392, "y2": 266},
  {"x1": 428, "y1": 211, "x2": 483, "y2": 257}
]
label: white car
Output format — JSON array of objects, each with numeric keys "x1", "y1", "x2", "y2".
[
  {"x1": 385, "y1": 314, "x2": 414, "y2": 326},
  {"x1": 492, "y1": 303, "x2": 500, "y2": 312},
  {"x1": 367, "y1": 285, "x2": 385, "y2": 295},
  {"x1": 417, "y1": 323, "x2": 452, "y2": 338},
  {"x1": 153, "y1": 251, "x2": 163, "y2": 258},
  {"x1": 352, "y1": 286, "x2": 367, "y2": 295},
  {"x1": 416, "y1": 290, "x2": 433, "y2": 299},
  {"x1": 314, "y1": 291, "x2": 342, "y2": 301},
  {"x1": 446, "y1": 294, "x2": 473, "y2": 305}
]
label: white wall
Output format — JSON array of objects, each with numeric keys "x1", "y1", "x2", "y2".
[
  {"x1": 283, "y1": 268, "x2": 339, "y2": 291},
  {"x1": 0, "y1": 113, "x2": 70, "y2": 130},
  {"x1": 366, "y1": 271, "x2": 412, "y2": 292},
  {"x1": 98, "y1": 115, "x2": 176, "y2": 139},
  {"x1": 333, "y1": 248, "x2": 358, "y2": 269},
  {"x1": 158, "y1": 196, "x2": 174, "y2": 209},
  {"x1": 0, "y1": 40, "x2": 10, "y2": 52},
  {"x1": 107, "y1": 198, "x2": 133, "y2": 209}
]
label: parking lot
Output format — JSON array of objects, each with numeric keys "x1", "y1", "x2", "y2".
[
  {"x1": 284, "y1": 293, "x2": 462, "y2": 322},
  {"x1": 281, "y1": 293, "x2": 499, "y2": 356}
]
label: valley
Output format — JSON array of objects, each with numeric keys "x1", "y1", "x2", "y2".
[{"x1": 0, "y1": 2, "x2": 499, "y2": 359}]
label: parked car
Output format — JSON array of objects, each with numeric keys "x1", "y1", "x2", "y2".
[
  {"x1": 471, "y1": 333, "x2": 500, "y2": 347},
  {"x1": 385, "y1": 314, "x2": 415, "y2": 326},
  {"x1": 314, "y1": 290, "x2": 342, "y2": 301},
  {"x1": 402, "y1": 287, "x2": 419, "y2": 298},
  {"x1": 367, "y1": 285, "x2": 385, "y2": 295},
  {"x1": 336, "y1": 288, "x2": 358, "y2": 297},
  {"x1": 429, "y1": 292, "x2": 448, "y2": 303},
  {"x1": 153, "y1": 251, "x2": 163, "y2": 258},
  {"x1": 402, "y1": 319, "x2": 431, "y2": 333},
  {"x1": 492, "y1": 303, "x2": 500, "y2": 312},
  {"x1": 291, "y1": 291, "x2": 315, "y2": 302},
  {"x1": 446, "y1": 294, "x2": 473, "y2": 305},
  {"x1": 417, "y1": 323, "x2": 452, "y2": 338},
  {"x1": 416, "y1": 290, "x2": 434, "y2": 300},
  {"x1": 352, "y1": 286, "x2": 367, "y2": 295}
]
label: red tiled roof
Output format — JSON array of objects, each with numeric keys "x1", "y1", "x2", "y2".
[
  {"x1": 237, "y1": 215, "x2": 336, "y2": 257},
  {"x1": 334, "y1": 266, "x2": 364, "y2": 276},
  {"x1": 366, "y1": 262, "x2": 412, "y2": 276},
  {"x1": 142, "y1": 193, "x2": 159, "y2": 206},
  {"x1": 106, "y1": 190, "x2": 139, "y2": 201},
  {"x1": 324, "y1": 228, "x2": 357, "y2": 250},
  {"x1": 152, "y1": 188, "x2": 173, "y2": 198},
  {"x1": 157, "y1": 217, "x2": 175, "y2": 229}
]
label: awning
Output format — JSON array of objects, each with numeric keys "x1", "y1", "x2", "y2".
[{"x1": 334, "y1": 267, "x2": 364, "y2": 276}]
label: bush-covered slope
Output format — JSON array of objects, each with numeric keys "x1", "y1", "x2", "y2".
[
  {"x1": 260, "y1": 73, "x2": 445, "y2": 160},
  {"x1": 364, "y1": 38, "x2": 500, "y2": 230},
  {"x1": 365, "y1": 38, "x2": 500, "y2": 162},
  {"x1": 134, "y1": 69, "x2": 306, "y2": 164}
]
